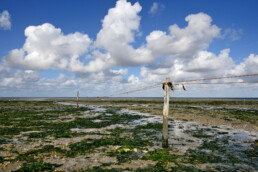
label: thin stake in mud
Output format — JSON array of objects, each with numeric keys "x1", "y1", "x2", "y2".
[
  {"x1": 77, "y1": 91, "x2": 79, "y2": 108},
  {"x1": 162, "y1": 77, "x2": 171, "y2": 148}
]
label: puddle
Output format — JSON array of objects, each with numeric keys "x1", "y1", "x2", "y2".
[
  {"x1": 132, "y1": 104, "x2": 150, "y2": 107},
  {"x1": 58, "y1": 102, "x2": 257, "y2": 154}
]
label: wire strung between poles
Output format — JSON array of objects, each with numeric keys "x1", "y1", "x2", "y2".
[
  {"x1": 103, "y1": 73, "x2": 258, "y2": 97},
  {"x1": 179, "y1": 81, "x2": 258, "y2": 85},
  {"x1": 175, "y1": 73, "x2": 258, "y2": 83}
]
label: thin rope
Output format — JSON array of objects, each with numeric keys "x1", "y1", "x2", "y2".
[
  {"x1": 180, "y1": 81, "x2": 258, "y2": 85},
  {"x1": 103, "y1": 74, "x2": 258, "y2": 97},
  {"x1": 176, "y1": 74, "x2": 258, "y2": 83}
]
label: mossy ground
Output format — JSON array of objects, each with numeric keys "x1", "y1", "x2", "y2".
[{"x1": 0, "y1": 99, "x2": 257, "y2": 171}]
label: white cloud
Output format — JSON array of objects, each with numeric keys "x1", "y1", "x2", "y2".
[
  {"x1": 0, "y1": 64, "x2": 130, "y2": 97},
  {"x1": 149, "y1": 2, "x2": 165, "y2": 15},
  {"x1": 0, "y1": 10, "x2": 11, "y2": 30},
  {"x1": 96, "y1": 0, "x2": 141, "y2": 47},
  {"x1": 185, "y1": 49, "x2": 234, "y2": 74},
  {"x1": 149, "y1": 2, "x2": 158, "y2": 14},
  {"x1": 87, "y1": 0, "x2": 145, "y2": 71},
  {"x1": 110, "y1": 68, "x2": 128, "y2": 76},
  {"x1": 223, "y1": 28, "x2": 243, "y2": 41},
  {"x1": 3, "y1": 23, "x2": 92, "y2": 72},
  {"x1": 84, "y1": 51, "x2": 116, "y2": 72},
  {"x1": 0, "y1": 68, "x2": 41, "y2": 88},
  {"x1": 138, "y1": 49, "x2": 237, "y2": 85},
  {"x1": 229, "y1": 54, "x2": 258, "y2": 75},
  {"x1": 146, "y1": 13, "x2": 220, "y2": 59},
  {"x1": 128, "y1": 74, "x2": 139, "y2": 83},
  {"x1": 88, "y1": 12, "x2": 221, "y2": 72}
]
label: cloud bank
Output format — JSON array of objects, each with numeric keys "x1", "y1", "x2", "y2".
[{"x1": 1, "y1": 0, "x2": 257, "y2": 96}]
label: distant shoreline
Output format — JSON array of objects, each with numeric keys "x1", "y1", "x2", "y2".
[{"x1": 0, "y1": 97, "x2": 258, "y2": 100}]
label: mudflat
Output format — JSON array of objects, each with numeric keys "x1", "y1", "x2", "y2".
[
  {"x1": 0, "y1": 99, "x2": 257, "y2": 171},
  {"x1": 60, "y1": 98, "x2": 258, "y2": 131}
]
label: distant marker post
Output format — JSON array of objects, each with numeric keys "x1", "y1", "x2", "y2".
[{"x1": 77, "y1": 91, "x2": 79, "y2": 108}]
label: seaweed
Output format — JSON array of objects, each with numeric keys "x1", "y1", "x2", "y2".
[
  {"x1": 135, "y1": 123, "x2": 162, "y2": 131},
  {"x1": 143, "y1": 149, "x2": 177, "y2": 163},
  {"x1": 135, "y1": 162, "x2": 168, "y2": 172},
  {"x1": 16, "y1": 145, "x2": 66, "y2": 162},
  {"x1": 13, "y1": 161, "x2": 61, "y2": 172},
  {"x1": 200, "y1": 139, "x2": 224, "y2": 152},
  {"x1": 79, "y1": 166, "x2": 120, "y2": 172},
  {"x1": 0, "y1": 156, "x2": 4, "y2": 163},
  {"x1": 67, "y1": 136, "x2": 151, "y2": 157}
]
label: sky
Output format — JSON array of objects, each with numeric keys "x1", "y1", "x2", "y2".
[{"x1": 0, "y1": 0, "x2": 258, "y2": 97}]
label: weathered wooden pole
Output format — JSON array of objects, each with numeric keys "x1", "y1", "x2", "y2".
[
  {"x1": 162, "y1": 77, "x2": 170, "y2": 148},
  {"x1": 77, "y1": 91, "x2": 79, "y2": 108}
]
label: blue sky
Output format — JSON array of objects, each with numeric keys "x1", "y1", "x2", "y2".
[{"x1": 0, "y1": 0, "x2": 257, "y2": 97}]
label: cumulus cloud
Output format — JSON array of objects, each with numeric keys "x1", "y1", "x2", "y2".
[
  {"x1": 229, "y1": 54, "x2": 258, "y2": 75},
  {"x1": 185, "y1": 49, "x2": 234, "y2": 74},
  {"x1": 96, "y1": 0, "x2": 141, "y2": 47},
  {"x1": 0, "y1": 10, "x2": 11, "y2": 30},
  {"x1": 146, "y1": 13, "x2": 220, "y2": 59},
  {"x1": 149, "y1": 2, "x2": 165, "y2": 15},
  {"x1": 88, "y1": 0, "x2": 146, "y2": 71},
  {"x1": 88, "y1": 11, "x2": 221, "y2": 72},
  {"x1": 3, "y1": 23, "x2": 92, "y2": 72},
  {"x1": 0, "y1": 68, "x2": 41, "y2": 89},
  {"x1": 138, "y1": 49, "x2": 238, "y2": 86}
]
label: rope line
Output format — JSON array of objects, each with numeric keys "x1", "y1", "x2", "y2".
[
  {"x1": 104, "y1": 83, "x2": 161, "y2": 97},
  {"x1": 179, "y1": 81, "x2": 258, "y2": 85},
  {"x1": 103, "y1": 73, "x2": 258, "y2": 97},
  {"x1": 175, "y1": 73, "x2": 258, "y2": 83}
]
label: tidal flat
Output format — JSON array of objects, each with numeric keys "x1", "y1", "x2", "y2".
[{"x1": 0, "y1": 98, "x2": 257, "y2": 171}]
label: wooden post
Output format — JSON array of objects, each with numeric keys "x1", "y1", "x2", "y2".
[
  {"x1": 162, "y1": 77, "x2": 170, "y2": 148},
  {"x1": 77, "y1": 91, "x2": 79, "y2": 108}
]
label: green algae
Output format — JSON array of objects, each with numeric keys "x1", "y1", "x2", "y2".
[
  {"x1": 142, "y1": 149, "x2": 177, "y2": 163},
  {"x1": 13, "y1": 161, "x2": 61, "y2": 172}
]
